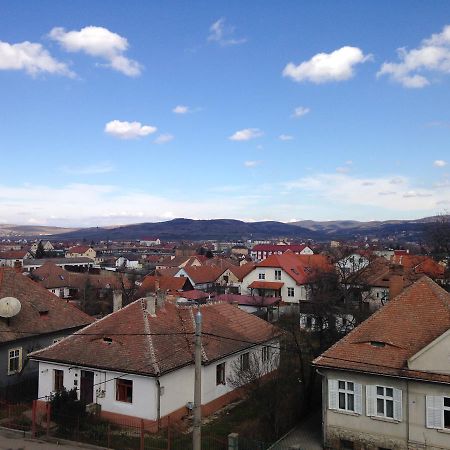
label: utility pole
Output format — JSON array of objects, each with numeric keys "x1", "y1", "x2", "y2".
[{"x1": 193, "y1": 306, "x2": 202, "y2": 450}]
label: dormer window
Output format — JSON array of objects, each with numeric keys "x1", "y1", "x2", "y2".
[
  {"x1": 103, "y1": 337, "x2": 113, "y2": 344},
  {"x1": 370, "y1": 341, "x2": 385, "y2": 348}
]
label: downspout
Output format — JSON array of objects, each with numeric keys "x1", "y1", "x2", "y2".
[
  {"x1": 156, "y1": 377, "x2": 161, "y2": 430},
  {"x1": 316, "y1": 369, "x2": 327, "y2": 449}
]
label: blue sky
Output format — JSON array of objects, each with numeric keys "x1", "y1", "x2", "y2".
[{"x1": 1, "y1": 1, "x2": 449, "y2": 227}]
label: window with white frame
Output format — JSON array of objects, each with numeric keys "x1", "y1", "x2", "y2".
[
  {"x1": 274, "y1": 270, "x2": 281, "y2": 281},
  {"x1": 261, "y1": 346, "x2": 271, "y2": 362},
  {"x1": 366, "y1": 385, "x2": 402, "y2": 421},
  {"x1": 258, "y1": 273, "x2": 265, "y2": 280},
  {"x1": 8, "y1": 348, "x2": 22, "y2": 375},
  {"x1": 328, "y1": 379, "x2": 362, "y2": 414},
  {"x1": 426, "y1": 396, "x2": 450, "y2": 429},
  {"x1": 287, "y1": 287, "x2": 294, "y2": 297}
]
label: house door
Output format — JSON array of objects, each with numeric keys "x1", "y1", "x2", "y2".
[{"x1": 80, "y1": 370, "x2": 94, "y2": 404}]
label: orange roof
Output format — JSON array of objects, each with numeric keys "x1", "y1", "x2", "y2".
[
  {"x1": 137, "y1": 275, "x2": 190, "y2": 295},
  {"x1": 183, "y1": 265, "x2": 224, "y2": 284},
  {"x1": 257, "y1": 253, "x2": 332, "y2": 285},
  {"x1": 314, "y1": 277, "x2": 450, "y2": 384},
  {"x1": 248, "y1": 281, "x2": 284, "y2": 290},
  {"x1": 390, "y1": 254, "x2": 444, "y2": 279},
  {"x1": 30, "y1": 300, "x2": 280, "y2": 376},
  {"x1": 67, "y1": 245, "x2": 92, "y2": 254}
]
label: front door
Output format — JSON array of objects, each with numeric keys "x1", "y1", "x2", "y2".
[{"x1": 80, "y1": 370, "x2": 94, "y2": 404}]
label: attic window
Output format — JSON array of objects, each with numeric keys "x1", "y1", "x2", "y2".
[
  {"x1": 103, "y1": 337, "x2": 113, "y2": 344},
  {"x1": 370, "y1": 341, "x2": 386, "y2": 348},
  {"x1": 39, "y1": 310, "x2": 49, "y2": 317}
]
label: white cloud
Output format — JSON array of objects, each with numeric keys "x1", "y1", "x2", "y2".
[
  {"x1": 378, "y1": 25, "x2": 450, "y2": 88},
  {"x1": 434, "y1": 159, "x2": 447, "y2": 167},
  {"x1": 154, "y1": 133, "x2": 174, "y2": 144},
  {"x1": 283, "y1": 46, "x2": 371, "y2": 83},
  {"x1": 244, "y1": 160, "x2": 261, "y2": 168},
  {"x1": 292, "y1": 106, "x2": 310, "y2": 118},
  {"x1": 0, "y1": 40, "x2": 74, "y2": 77},
  {"x1": 49, "y1": 26, "x2": 142, "y2": 77},
  {"x1": 172, "y1": 105, "x2": 189, "y2": 114},
  {"x1": 229, "y1": 128, "x2": 263, "y2": 141},
  {"x1": 279, "y1": 134, "x2": 294, "y2": 141},
  {"x1": 284, "y1": 173, "x2": 448, "y2": 212},
  {"x1": 104, "y1": 120, "x2": 157, "y2": 139},
  {"x1": 207, "y1": 18, "x2": 246, "y2": 46}
]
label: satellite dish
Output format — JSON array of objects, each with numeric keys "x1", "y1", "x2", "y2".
[{"x1": 0, "y1": 297, "x2": 22, "y2": 318}]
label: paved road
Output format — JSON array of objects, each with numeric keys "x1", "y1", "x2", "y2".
[
  {"x1": 269, "y1": 411, "x2": 323, "y2": 450},
  {"x1": 0, "y1": 429, "x2": 106, "y2": 450}
]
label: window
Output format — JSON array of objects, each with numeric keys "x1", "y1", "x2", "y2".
[
  {"x1": 116, "y1": 379, "x2": 133, "y2": 403},
  {"x1": 240, "y1": 352, "x2": 250, "y2": 371},
  {"x1": 274, "y1": 270, "x2": 281, "y2": 281},
  {"x1": 427, "y1": 396, "x2": 450, "y2": 429},
  {"x1": 338, "y1": 381, "x2": 355, "y2": 412},
  {"x1": 258, "y1": 273, "x2": 265, "y2": 280},
  {"x1": 216, "y1": 362, "x2": 226, "y2": 385},
  {"x1": 328, "y1": 380, "x2": 362, "y2": 414},
  {"x1": 54, "y1": 369, "x2": 64, "y2": 392},
  {"x1": 8, "y1": 348, "x2": 22, "y2": 375},
  {"x1": 376, "y1": 386, "x2": 394, "y2": 418},
  {"x1": 261, "y1": 346, "x2": 271, "y2": 362},
  {"x1": 366, "y1": 385, "x2": 402, "y2": 421},
  {"x1": 287, "y1": 287, "x2": 295, "y2": 297}
]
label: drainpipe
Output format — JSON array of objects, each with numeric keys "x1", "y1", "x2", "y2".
[
  {"x1": 316, "y1": 369, "x2": 327, "y2": 449},
  {"x1": 156, "y1": 377, "x2": 161, "y2": 430}
]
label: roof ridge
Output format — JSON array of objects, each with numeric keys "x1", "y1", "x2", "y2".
[{"x1": 140, "y1": 299, "x2": 160, "y2": 375}]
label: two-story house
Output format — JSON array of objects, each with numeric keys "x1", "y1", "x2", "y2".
[
  {"x1": 314, "y1": 277, "x2": 450, "y2": 450},
  {"x1": 66, "y1": 245, "x2": 96, "y2": 260}
]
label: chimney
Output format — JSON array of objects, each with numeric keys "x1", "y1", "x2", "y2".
[
  {"x1": 145, "y1": 295, "x2": 157, "y2": 316},
  {"x1": 113, "y1": 290, "x2": 123, "y2": 312},
  {"x1": 156, "y1": 288, "x2": 166, "y2": 309},
  {"x1": 389, "y1": 265, "x2": 404, "y2": 300}
]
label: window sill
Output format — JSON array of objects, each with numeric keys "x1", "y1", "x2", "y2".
[
  {"x1": 331, "y1": 409, "x2": 360, "y2": 417},
  {"x1": 437, "y1": 428, "x2": 450, "y2": 434},
  {"x1": 369, "y1": 415, "x2": 400, "y2": 424}
]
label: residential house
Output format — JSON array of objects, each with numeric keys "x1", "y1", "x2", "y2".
[
  {"x1": 115, "y1": 255, "x2": 142, "y2": 270},
  {"x1": 215, "y1": 264, "x2": 256, "y2": 294},
  {"x1": 139, "y1": 237, "x2": 161, "y2": 246},
  {"x1": 390, "y1": 254, "x2": 446, "y2": 284},
  {"x1": 174, "y1": 265, "x2": 223, "y2": 291},
  {"x1": 136, "y1": 275, "x2": 193, "y2": 297},
  {"x1": 251, "y1": 244, "x2": 314, "y2": 262},
  {"x1": 0, "y1": 249, "x2": 32, "y2": 268},
  {"x1": 0, "y1": 268, "x2": 93, "y2": 397},
  {"x1": 155, "y1": 255, "x2": 204, "y2": 271},
  {"x1": 314, "y1": 277, "x2": 450, "y2": 450},
  {"x1": 30, "y1": 298, "x2": 280, "y2": 430},
  {"x1": 66, "y1": 246, "x2": 96, "y2": 260},
  {"x1": 30, "y1": 241, "x2": 54, "y2": 254},
  {"x1": 241, "y1": 252, "x2": 333, "y2": 303}
]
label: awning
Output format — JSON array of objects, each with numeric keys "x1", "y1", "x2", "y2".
[{"x1": 248, "y1": 281, "x2": 284, "y2": 290}]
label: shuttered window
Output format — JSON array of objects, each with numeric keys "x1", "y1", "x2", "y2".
[
  {"x1": 328, "y1": 379, "x2": 362, "y2": 414},
  {"x1": 366, "y1": 385, "x2": 402, "y2": 421},
  {"x1": 426, "y1": 396, "x2": 449, "y2": 430}
]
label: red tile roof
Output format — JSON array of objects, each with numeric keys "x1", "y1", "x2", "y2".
[
  {"x1": 0, "y1": 250, "x2": 29, "y2": 259},
  {"x1": 248, "y1": 281, "x2": 284, "y2": 290},
  {"x1": 257, "y1": 253, "x2": 333, "y2": 285},
  {"x1": 0, "y1": 268, "x2": 93, "y2": 343},
  {"x1": 30, "y1": 300, "x2": 280, "y2": 376},
  {"x1": 67, "y1": 245, "x2": 92, "y2": 254},
  {"x1": 216, "y1": 294, "x2": 280, "y2": 307},
  {"x1": 314, "y1": 277, "x2": 450, "y2": 384},
  {"x1": 183, "y1": 265, "x2": 224, "y2": 284},
  {"x1": 137, "y1": 275, "x2": 190, "y2": 295},
  {"x1": 252, "y1": 244, "x2": 310, "y2": 253},
  {"x1": 390, "y1": 255, "x2": 445, "y2": 279}
]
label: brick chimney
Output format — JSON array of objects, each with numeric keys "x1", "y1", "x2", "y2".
[{"x1": 389, "y1": 265, "x2": 404, "y2": 300}]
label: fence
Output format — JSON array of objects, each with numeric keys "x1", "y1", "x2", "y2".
[{"x1": 0, "y1": 399, "x2": 276, "y2": 450}]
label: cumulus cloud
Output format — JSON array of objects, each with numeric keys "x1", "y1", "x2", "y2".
[
  {"x1": 283, "y1": 46, "x2": 371, "y2": 83},
  {"x1": 172, "y1": 105, "x2": 190, "y2": 114},
  {"x1": 0, "y1": 40, "x2": 74, "y2": 77},
  {"x1": 49, "y1": 26, "x2": 142, "y2": 77},
  {"x1": 279, "y1": 134, "x2": 294, "y2": 141},
  {"x1": 244, "y1": 160, "x2": 261, "y2": 167},
  {"x1": 292, "y1": 106, "x2": 310, "y2": 118},
  {"x1": 378, "y1": 25, "x2": 450, "y2": 88},
  {"x1": 154, "y1": 133, "x2": 174, "y2": 144},
  {"x1": 434, "y1": 159, "x2": 447, "y2": 167},
  {"x1": 229, "y1": 128, "x2": 263, "y2": 141},
  {"x1": 207, "y1": 18, "x2": 246, "y2": 46},
  {"x1": 104, "y1": 120, "x2": 157, "y2": 139}
]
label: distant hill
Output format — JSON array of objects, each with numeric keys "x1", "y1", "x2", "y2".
[
  {"x1": 0, "y1": 224, "x2": 79, "y2": 238},
  {"x1": 46, "y1": 218, "x2": 320, "y2": 241}
]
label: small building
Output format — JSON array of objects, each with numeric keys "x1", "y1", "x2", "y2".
[
  {"x1": 30, "y1": 298, "x2": 280, "y2": 430},
  {"x1": 66, "y1": 246, "x2": 96, "y2": 260},
  {"x1": 250, "y1": 244, "x2": 313, "y2": 262},
  {"x1": 139, "y1": 237, "x2": 161, "y2": 246},
  {"x1": 0, "y1": 250, "x2": 32, "y2": 268},
  {"x1": 23, "y1": 257, "x2": 95, "y2": 272}
]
